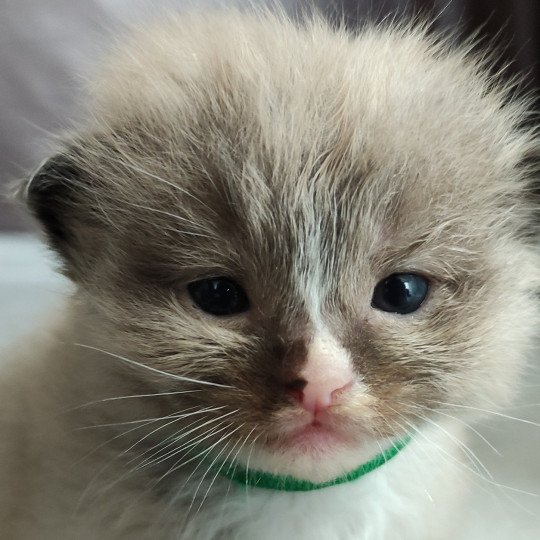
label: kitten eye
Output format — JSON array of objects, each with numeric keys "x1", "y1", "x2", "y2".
[
  {"x1": 187, "y1": 277, "x2": 249, "y2": 316},
  {"x1": 371, "y1": 273, "x2": 429, "y2": 314}
]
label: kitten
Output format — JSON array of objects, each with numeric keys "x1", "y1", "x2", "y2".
[{"x1": 1, "y1": 9, "x2": 538, "y2": 540}]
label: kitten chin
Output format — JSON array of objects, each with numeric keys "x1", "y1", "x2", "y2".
[{"x1": 1, "y1": 8, "x2": 538, "y2": 540}]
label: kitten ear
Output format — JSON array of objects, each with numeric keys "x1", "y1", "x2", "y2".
[{"x1": 24, "y1": 151, "x2": 102, "y2": 276}]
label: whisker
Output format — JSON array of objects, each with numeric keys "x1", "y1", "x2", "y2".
[
  {"x1": 195, "y1": 438, "x2": 236, "y2": 515},
  {"x1": 244, "y1": 432, "x2": 260, "y2": 490},
  {"x1": 507, "y1": 403, "x2": 540, "y2": 409},
  {"x1": 386, "y1": 404, "x2": 539, "y2": 499},
  {"x1": 428, "y1": 408, "x2": 501, "y2": 457},
  {"x1": 241, "y1": 432, "x2": 262, "y2": 507},
  {"x1": 74, "y1": 411, "x2": 199, "y2": 431},
  {"x1": 65, "y1": 390, "x2": 201, "y2": 411},
  {"x1": 406, "y1": 410, "x2": 495, "y2": 481},
  {"x1": 95, "y1": 420, "x2": 225, "y2": 501},
  {"x1": 141, "y1": 421, "x2": 231, "y2": 519},
  {"x1": 395, "y1": 400, "x2": 502, "y2": 457},
  {"x1": 389, "y1": 405, "x2": 492, "y2": 479},
  {"x1": 374, "y1": 416, "x2": 436, "y2": 504},
  {"x1": 74, "y1": 343, "x2": 233, "y2": 389},
  {"x1": 72, "y1": 412, "x2": 180, "y2": 474},
  {"x1": 222, "y1": 426, "x2": 258, "y2": 499},
  {"x1": 159, "y1": 423, "x2": 241, "y2": 521},
  {"x1": 126, "y1": 415, "x2": 219, "y2": 469},
  {"x1": 73, "y1": 408, "x2": 202, "y2": 464},
  {"x1": 224, "y1": 427, "x2": 258, "y2": 479},
  {"x1": 428, "y1": 400, "x2": 540, "y2": 429},
  {"x1": 118, "y1": 408, "x2": 224, "y2": 465},
  {"x1": 138, "y1": 414, "x2": 242, "y2": 494},
  {"x1": 386, "y1": 414, "x2": 494, "y2": 505},
  {"x1": 204, "y1": 425, "x2": 259, "y2": 534},
  {"x1": 91, "y1": 416, "x2": 232, "y2": 512},
  {"x1": 158, "y1": 421, "x2": 239, "y2": 481},
  {"x1": 191, "y1": 425, "x2": 246, "y2": 514},
  {"x1": 134, "y1": 410, "x2": 239, "y2": 470},
  {"x1": 73, "y1": 407, "x2": 220, "y2": 511}
]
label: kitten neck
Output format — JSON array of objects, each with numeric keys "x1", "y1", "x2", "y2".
[{"x1": 217, "y1": 435, "x2": 412, "y2": 492}]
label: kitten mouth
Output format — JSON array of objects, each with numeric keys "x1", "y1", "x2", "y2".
[{"x1": 270, "y1": 417, "x2": 353, "y2": 454}]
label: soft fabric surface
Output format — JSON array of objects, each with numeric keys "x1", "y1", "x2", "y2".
[{"x1": 0, "y1": 234, "x2": 538, "y2": 538}]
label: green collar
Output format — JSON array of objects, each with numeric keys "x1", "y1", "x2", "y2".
[{"x1": 218, "y1": 435, "x2": 411, "y2": 492}]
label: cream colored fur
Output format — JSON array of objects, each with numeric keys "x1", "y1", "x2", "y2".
[{"x1": 1, "y1": 9, "x2": 538, "y2": 540}]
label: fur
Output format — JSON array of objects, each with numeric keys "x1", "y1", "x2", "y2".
[{"x1": 1, "y1": 9, "x2": 538, "y2": 539}]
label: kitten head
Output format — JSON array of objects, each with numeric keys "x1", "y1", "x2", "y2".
[{"x1": 25, "y1": 12, "x2": 538, "y2": 481}]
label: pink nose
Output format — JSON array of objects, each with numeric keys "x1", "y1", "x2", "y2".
[
  {"x1": 286, "y1": 334, "x2": 354, "y2": 415},
  {"x1": 287, "y1": 378, "x2": 353, "y2": 414}
]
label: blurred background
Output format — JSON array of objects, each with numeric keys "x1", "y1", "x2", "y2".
[{"x1": 0, "y1": 1, "x2": 539, "y2": 538}]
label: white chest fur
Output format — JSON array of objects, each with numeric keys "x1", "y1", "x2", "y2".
[{"x1": 151, "y1": 425, "x2": 466, "y2": 540}]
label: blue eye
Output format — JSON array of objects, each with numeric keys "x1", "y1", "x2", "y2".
[
  {"x1": 188, "y1": 277, "x2": 249, "y2": 316},
  {"x1": 372, "y1": 273, "x2": 429, "y2": 314}
]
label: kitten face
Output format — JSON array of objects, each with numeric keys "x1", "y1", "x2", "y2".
[{"x1": 27, "y1": 13, "x2": 538, "y2": 481}]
